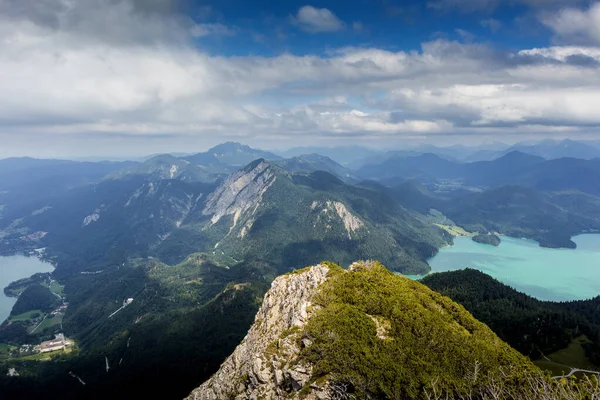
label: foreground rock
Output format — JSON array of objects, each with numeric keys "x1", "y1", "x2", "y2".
[
  {"x1": 187, "y1": 264, "x2": 331, "y2": 400},
  {"x1": 187, "y1": 261, "x2": 558, "y2": 400}
]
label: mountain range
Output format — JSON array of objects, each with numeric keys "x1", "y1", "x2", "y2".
[
  {"x1": 359, "y1": 151, "x2": 600, "y2": 197},
  {"x1": 1, "y1": 140, "x2": 600, "y2": 399}
]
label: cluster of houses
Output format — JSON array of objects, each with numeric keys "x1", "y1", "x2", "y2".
[
  {"x1": 35, "y1": 333, "x2": 73, "y2": 354},
  {"x1": 50, "y1": 303, "x2": 68, "y2": 316}
]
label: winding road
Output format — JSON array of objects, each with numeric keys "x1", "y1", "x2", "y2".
[{"x1": 552, "y1": 368, "x2": 600, "y2": 379}]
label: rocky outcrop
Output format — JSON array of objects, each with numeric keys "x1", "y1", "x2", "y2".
[
  {"x1": 312, "y1": 200, "x2": 364, "y2": 239},
  {"x1": 202, "y1": 159, "x2": 277, "y2": 229},
  {"x1": 186, "y1": 265, "x2": 333, "y2": 400}
]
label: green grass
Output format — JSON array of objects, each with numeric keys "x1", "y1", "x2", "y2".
[
  {"x1": 0, "y1": 343, "x2": 16, "y2": 352},
  {"x1": 48, "y1": 282, "x2": 64, "y2": 297},
  {"x1": 9, "y1": 310, "x2": 43, "y2": 322},
  {"x1": 36, "y1": 314, "x2": 63, "y2": 332},
  {"x1": 435, "y1": 224, "x2": 475, "y2": 237},
  {"x1": 535, "y1": 336, "x2": 598, "y2": 377},
  {"x1": 297, "y1": 261, "x2": 536, "y2": 399}
]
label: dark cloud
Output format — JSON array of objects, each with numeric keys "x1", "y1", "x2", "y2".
[{"x1": 0, "y1": 0, "x2": 194, "y2": 46}]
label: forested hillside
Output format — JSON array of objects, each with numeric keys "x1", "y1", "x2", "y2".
[{"x1": 422, "y1": 270, "x2": 600, "y2": 366}]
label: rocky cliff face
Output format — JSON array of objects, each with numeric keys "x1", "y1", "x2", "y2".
[
  {"x1": 186, "y1": 264, "x2": 333, "y2": 400},
  {"x1": 203, "y1": 159, "x2": 277, "y2": 229}
]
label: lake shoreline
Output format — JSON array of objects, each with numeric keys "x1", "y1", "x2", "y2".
[
  {"x1": 423, "y1": 234, "x2": 600, "y2": 302},
  {"x1": 0, "y1": 255, "x2": 55, "y2": 324}
]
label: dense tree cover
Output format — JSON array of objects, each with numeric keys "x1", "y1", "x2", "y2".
[
  {"x1": 422, "y1": 269, "x2": 600, "y2": 365},
  {"x1": 0, "y1": 256, "x2": 267, "y2": 400},
  {"x1": 298, "y1": 262, "x2": 537, "y2": 399},
  {"x1": 3, "y1": 273, "x2": 51, "y2": 297},
  {"x1": 10, "y1": 284, "x2": 59, "y2": 316},
  {"x1": 473, "y1": 233, "x2": 501, "y2": 246},
  {"x1": 212, "y1": 169, "x2": 450, "y2": 275}
]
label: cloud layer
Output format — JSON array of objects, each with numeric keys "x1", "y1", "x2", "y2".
[
  {"x1": 1, "y1": 1, "x2": 600, "y2": 156},
  {"x1": 542, "y1": 3, "x2": 600, "y2": 44}
]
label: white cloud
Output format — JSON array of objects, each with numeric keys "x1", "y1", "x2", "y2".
[
  {"x1": 519, "y1": 46, "x2": 600, "y2": 61},
  {"x1": 481, "y1": 18, "x2": 502, "y2": 33},
  {"x1": 542, "y1": 3, "x2": 600, "y2": 44},
  {"x1": 390, "y1": 83, "x2": 600, "y2": 127},
  {"x1": 190, "y1": 23, "x2": 237, "y2": 38},
  {"x1": 292, "y1": 5, "x2": 345, "y2": 33}
]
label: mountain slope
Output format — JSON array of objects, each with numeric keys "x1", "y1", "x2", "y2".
[
  {"x1": 106, "y1": 154, "x2": 218, "y2": 183},
  {"x1": 0, "y1": 158, "x2": 135, "y2": 219},
  {"x1": 275, "y1": 153, "x2": 359, "y2": 182},
  {"x1": 0, "y1": 175, "x2": 217, "y2": 274},
  {"x1": 509, "y1": 139, "x2": 600, "y2": 160},
  {"x1": 188, "y1": 261, "x2": 538, "y2": 400},
  {"x1": 188, "y1": 160, "x2": 449, "y2": 274}
]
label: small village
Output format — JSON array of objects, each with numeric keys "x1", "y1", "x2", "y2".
[{"x1": 1, "y1": 274, "x2": 75, "y2": 362}]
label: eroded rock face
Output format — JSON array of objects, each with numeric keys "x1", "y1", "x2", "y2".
[
  {"x1": 186, "y1": 265, "x2": 332, "y2": 400},
  {"x1": 202, "y1": 160, "x2": 276, "y2": 228},
  {"x1": 312, "y1": 200, "x2": 364, "y2": 239}
]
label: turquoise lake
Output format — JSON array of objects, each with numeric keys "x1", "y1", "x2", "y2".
[
  {"x1": 0, "y1": 255, "x2": 54, "y2": 323},
  {"x1": 425, "y1": 234, "x2": 600, "y2": 302}
]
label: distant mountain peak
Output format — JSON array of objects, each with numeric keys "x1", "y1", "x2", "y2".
[
  {"x1": 185, "y1": 143, "x2": 282, "y2": 168},
  {"x1": 497, "y1": 150, "x2": 545, "y2": 163},
  {"x1": 209, "y1": 141, "x2": 251, "y2": 153}
]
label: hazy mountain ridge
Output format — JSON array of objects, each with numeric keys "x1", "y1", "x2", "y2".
[
  {"x1": 184, "y1": 142, "x2": 282, "y2": 168},
  {"x1": 360, "y1": 151, "x2": 600, "y2": 197},
  {"x1": 274, "y1": 153, "x2": 360, "y2": 182},
  {"x1": 105, "y1": 154, "x2": 221, "y2": 183}
]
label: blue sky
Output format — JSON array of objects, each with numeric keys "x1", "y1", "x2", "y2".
[
  {"x1": 190, "y1": 0, "x2": 555, "y2": 56},
  {"x1": 1, "y1": 0, "x2": 600, "y2": 157}
]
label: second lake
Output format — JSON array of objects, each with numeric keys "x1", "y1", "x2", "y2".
[{"x1": 426, "y1": 234, "x2": 600, "y2": 302}]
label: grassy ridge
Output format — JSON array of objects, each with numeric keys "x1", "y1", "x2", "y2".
[{"x1": 298, "y1": 262, "x2": 536, "y2": 399}]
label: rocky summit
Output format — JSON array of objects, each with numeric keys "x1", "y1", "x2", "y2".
[{"x1": 186, "y1": 261, "x2": 545, "y2": 400}]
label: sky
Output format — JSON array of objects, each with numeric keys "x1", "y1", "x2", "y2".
[{"x1": 2, "y1": 0, "x2": 600, "y2": 157}]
